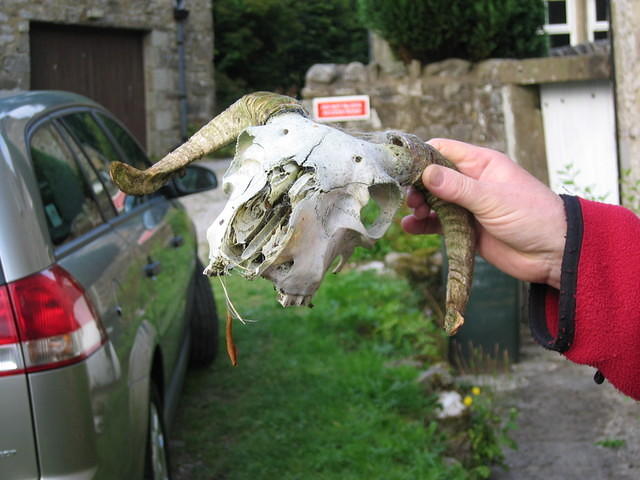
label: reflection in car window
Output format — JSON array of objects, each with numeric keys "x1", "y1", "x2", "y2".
[
  {"x1": 61, "y1": 112, "x2": 132, "y2": 214},
  {"x1": 97, "y1": 113, "x2": 148, "y2": 170},
  {"x1": 96, "y1": 113, "x2": 153, "y2": 211},
  {"x1": 30, "y1": 124, "x2": 104, "y2": 245},
  {"x1": 174, "y1": 166, "x2": 217, "y2": 192},
  {"x1": 54, "y1": 121, "x2": 116, "y2": 220}
]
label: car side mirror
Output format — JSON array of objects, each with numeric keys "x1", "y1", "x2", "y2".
[{"x1": 173, "y1": 164, "x2": 218, "y2": 196}]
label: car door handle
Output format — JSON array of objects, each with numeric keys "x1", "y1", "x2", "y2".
[
  {"x1": 144, "y1": 260, "x2": 162, "y2": 278},
  {"x1": 170, "y1": 235, "x2": 184, "y2": 248}
]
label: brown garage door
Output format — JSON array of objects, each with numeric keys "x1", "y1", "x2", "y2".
[{"x1": 30, "y1": 22, "x2": 147, "y2": 147}]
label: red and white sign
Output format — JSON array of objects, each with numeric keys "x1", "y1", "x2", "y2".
[{"x1": 312, "y1": 95, "x2": 370, "y2": 122}]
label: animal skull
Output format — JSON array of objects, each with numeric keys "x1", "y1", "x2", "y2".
[
  {"x1": 109, "y1": 92, "x2": 475, "y2": 335},
  {"x1": 203, "y1": 113, "x2": 405, "y2": 307}
]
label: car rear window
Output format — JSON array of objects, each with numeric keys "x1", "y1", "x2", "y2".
[{"x1": 30, "y1": 124, "x2": 105, "y2": 245}]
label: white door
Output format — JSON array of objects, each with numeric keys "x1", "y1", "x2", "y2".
[{"x1": 540, "y1": 80, "x2": 619, "y2": 204}]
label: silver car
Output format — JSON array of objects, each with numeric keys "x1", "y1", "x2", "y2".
[{"x1": 0, "y1": 91, "x2": 219, "y2": 479}]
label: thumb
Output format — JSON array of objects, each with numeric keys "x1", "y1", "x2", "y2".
[{"x1": 422, "y1": 164, "x2": 487, "y2": 213}]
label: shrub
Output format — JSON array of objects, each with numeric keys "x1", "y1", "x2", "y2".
[
  {"x1": 620, "y1": 168, "x2": 640, "y2": 215},
  {"x1": 357, "y1": 0, "x2": 547, "y2": 64},
  {"x1": 213, "y1": 0, "x2": 369, "y2": 111}
]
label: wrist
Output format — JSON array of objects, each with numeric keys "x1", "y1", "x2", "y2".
[
  {"x1": 546, "y1": 261, "x2": 563, "y2": 290},
  {"x1": 544, "y1": 193, "x2": 569, "y2": 290}
]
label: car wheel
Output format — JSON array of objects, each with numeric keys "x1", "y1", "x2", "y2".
[
  {"x1": 188, "y1": 260, "x2": 219, "y2": 368},
  {"x1": 144, "y1": 385, "x2": 172, "y2": 480}
]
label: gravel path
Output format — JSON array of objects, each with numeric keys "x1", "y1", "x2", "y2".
[
  {"x1": 179, "y1": 161, "x2": 640, "y2": 479},
  {"x1": 488, "y1": 331, "x2": 640, "y2": 480}
]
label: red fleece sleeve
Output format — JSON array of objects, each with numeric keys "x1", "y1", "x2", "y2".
[{"x1": 529, "y1": 196, "x2": 640, "y2": 400}]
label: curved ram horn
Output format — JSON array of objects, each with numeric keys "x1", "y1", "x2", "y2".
[
  {"x1": 381, "y1": 133, "x2": 476, "y2": 336},
  {"x1": 109, "y1": 92, "x2": 306, "y2": 195}
]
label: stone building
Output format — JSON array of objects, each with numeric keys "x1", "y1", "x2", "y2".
[{"x1": 0, "y1": 0, "x2": 214, "y2": 156}]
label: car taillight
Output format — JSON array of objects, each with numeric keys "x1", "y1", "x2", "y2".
[
  {"x1": 0, "y1": 285, "x2": 24, "y2": 376},
  {"x1": 0, "y1": 265, "x2": 107, "y2": 375}
]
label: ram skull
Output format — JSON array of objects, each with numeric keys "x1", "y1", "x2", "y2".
[{"x1": 110, "y1": 92, "x2": 475, "y2": 335}]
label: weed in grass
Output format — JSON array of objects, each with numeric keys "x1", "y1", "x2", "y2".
[
  {"x1": 309, "y1": 269, "x2": 446, "y2": 362},
  {"x1": 450, "y1": 341, "x2": 513, "y2": 375},
  {"x1": 595, "y1": 438, "x2": 626, "y2": 449}
]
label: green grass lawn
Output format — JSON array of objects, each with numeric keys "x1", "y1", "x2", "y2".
[{"x1": 171, "y1": 270, "x2": 496, "y2": 479}]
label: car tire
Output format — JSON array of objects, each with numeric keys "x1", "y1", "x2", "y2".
[
  {"x1": 188, "y1": 260, "x2": 219, "y2": 368},
  {"x1": 144, "y1": 384, "x2": 172, "y2": 480}
]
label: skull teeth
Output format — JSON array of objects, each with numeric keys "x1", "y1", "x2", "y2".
[{"x1": 278, "y1": 292, "x2": 312, "y2": 307}]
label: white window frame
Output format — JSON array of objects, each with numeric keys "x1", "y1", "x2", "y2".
[
  {"x1": 586, "y1": 0, "x2": 609, "y2": 41},
  {"x1": 544, "y1": 0, "x2": 579, "y2": 46}
]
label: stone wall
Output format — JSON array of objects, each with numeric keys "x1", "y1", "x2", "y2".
[
  {"x1": 0, "y1": 0, "x2": 214, "y2": 156},
  {"x1": 303, "y1": 54, "x2": 611, "y2": 184}
]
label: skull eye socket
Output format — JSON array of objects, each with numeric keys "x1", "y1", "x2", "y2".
[
  {"x1": 360, "y1": 196, "x2": 381, "y2": 228},
  {"x1": 360, "y1": 183, "x2": 402, "y2": 239}
]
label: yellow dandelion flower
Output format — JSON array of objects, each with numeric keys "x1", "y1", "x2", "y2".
[
  {"x1": 463, "y1": 395, "x2": 473, "y2": 407},
  {"x1": 471, "y1": 387, "x2": 481, "y2": 396}
]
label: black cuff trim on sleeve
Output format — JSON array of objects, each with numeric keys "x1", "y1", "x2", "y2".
[{"x1": 528, "y1": 195, "x2": 583, "y2": 353}]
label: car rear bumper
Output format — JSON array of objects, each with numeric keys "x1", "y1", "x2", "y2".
[
  {"x1": 0, "y1": 373, "x2": 39, "y2": 479},
  {"x1": 26, "y1": 341, "x2": 147, "y2": 479}
]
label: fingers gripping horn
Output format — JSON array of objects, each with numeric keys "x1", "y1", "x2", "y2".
[{"x1": 109, "y1": 92, "x2": 307, "y2": 195}]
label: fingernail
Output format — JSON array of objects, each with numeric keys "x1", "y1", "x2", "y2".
[{"x1": 427, "y1": 166, "x2": 444, "y2": 187}]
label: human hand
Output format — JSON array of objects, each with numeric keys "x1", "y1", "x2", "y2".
[{"x1": 401, "y1": 139, "x2": 566, "y2": 289}]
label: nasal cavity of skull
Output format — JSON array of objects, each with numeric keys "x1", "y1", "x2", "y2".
[
  {"x1": 276, "y1": 259, "x2": 294, "y2": 272},
  {"x1": 390, "y1": 136, "x2": 404, "y2": 147}
]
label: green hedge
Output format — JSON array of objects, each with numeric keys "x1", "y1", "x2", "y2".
[{"x1": 357, "y1": 0, "x2": 547, "y2": 63}]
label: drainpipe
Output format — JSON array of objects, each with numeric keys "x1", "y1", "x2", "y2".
[{"x1": 174, "y1": 0, "x2": 189, "y2": 142}]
